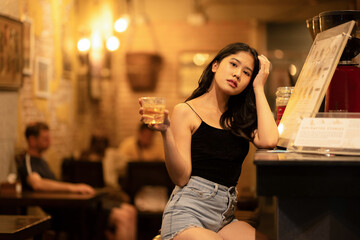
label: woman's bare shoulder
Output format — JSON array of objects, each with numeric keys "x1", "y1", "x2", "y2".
[
  {"x1": 172, "y1": 102, "x2": 192, "y2": 115},
  {"x1": 173, "y1": 100, "x2": 201, "y2": 117},
  {"x1": 172, "y1": 101, "x2": 202, "y2": 133},
  {"x1": 173, "y1": 101, "x2": 199, "y2": 118}
]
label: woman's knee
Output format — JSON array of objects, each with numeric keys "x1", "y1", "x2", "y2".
[{"x1": 218, "y1": 221, "x2": 256, "y2": 240}]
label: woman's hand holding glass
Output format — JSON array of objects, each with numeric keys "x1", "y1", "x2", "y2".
[{"x1": 139, "y1": 98, "x2": 170, "y2": 132}]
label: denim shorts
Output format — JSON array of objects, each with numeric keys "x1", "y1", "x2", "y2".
[{"x1": 161, "y1": 176, "x2": 238, "y2": 240}]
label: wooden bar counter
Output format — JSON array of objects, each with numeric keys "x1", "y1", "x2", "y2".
[{"x1": 254, "y1": 150, "x2": 360, "y2": 240}]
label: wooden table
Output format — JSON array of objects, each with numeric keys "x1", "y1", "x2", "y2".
[
  {"x1": 254, "y1": 150, "x2": 360, "y2": 240},
  {"x1": 0, "y1": 190, "x2": 107, "y2": 240},
  {"x1": 0, "y1": 190, "x2": 106, "y2": 207},
  {"x1": 0, "y1": 215, "x2": 51, "y2": 240}
]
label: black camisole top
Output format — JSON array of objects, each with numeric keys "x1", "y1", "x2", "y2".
[{"x1": 187, "y1": 103, "x2": 250, "y2": 187}]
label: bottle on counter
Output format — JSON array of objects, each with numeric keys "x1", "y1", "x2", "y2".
[{"x1": 276, "y1": 86, "x2": 294, "y2": 125}]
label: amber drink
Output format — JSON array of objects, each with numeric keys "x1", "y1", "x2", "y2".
[{"x1": 141, "y1": 97, "x2": 165, "y2": 124}]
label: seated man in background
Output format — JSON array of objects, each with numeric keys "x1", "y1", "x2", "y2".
[
  {"x1": 117, "y1": 123, "x2": 169, "y2": 213},
  {"x1": 118, "y1": 122, "x2": 164, "y2": 162},
  {"x1": 80, "y1": 133, "x2": 109, "y2": 162},
  {"x1": 103, "y1": 123, "x2": 165, "y2": 188},
  {"x1": 16, "y1": 121, "x2": 136, "y2": 240}
]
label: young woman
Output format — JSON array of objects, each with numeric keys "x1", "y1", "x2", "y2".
[{"x1": 139, "y1": 42, "x2": 279, "y2": 240}]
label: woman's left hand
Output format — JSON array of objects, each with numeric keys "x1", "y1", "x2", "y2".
[{"x1": 253, "y1": 54, "x2": 271, "y2": 89}]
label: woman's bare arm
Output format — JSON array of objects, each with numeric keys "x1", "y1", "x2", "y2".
[{"x1": 252, "y1": 55, "x2": 279, "y2": 148}]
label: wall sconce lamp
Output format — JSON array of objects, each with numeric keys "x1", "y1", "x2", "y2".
[
  {"x1": 77, "y1": 35, "x2": 120, "y2": 52},
  {"x1": 106, "y1": 36, "x2": 120, "y2": 51},
  {"x1": 114, "y1": 14, "x2": 130, "y2": 33},
  {"x1": 77, "y1": 0, "x2": 131, "y2": 53},
  {"x1": 77, "y1": 37, "x2": 91, "y2": 52},
  {"x1": 114, "y1": 0, "x2": 132, "y2": 33}
]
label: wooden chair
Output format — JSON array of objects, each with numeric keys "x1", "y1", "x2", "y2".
[
  {"x1": 61, "y1": 158, "x2": 105, "y2": 188},
  {"x1": 124, "y1": 161, "x2": 174, "y2": 204},
  {"x1": 124, "y1": 161, "x2": 174, "y2": 240}
]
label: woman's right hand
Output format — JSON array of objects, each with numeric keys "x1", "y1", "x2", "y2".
[{"x1": 138, "y1": 98, "x2": 170, "y2": 132}]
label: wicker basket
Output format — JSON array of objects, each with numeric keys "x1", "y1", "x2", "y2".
[{"x1": 126, "y1": 52, "x2": 162, "y2": 91}]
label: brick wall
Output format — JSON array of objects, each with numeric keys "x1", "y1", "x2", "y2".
[{"x1": 15, "y1": 0, "x2": 81, "y2": 178}]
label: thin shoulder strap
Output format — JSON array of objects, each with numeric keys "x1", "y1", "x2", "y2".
[{"x1": 185, "y1": 102, "x2": 203, "y2": 121}]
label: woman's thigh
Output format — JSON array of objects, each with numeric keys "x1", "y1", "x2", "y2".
[
  {"x1": 218, "y1": 221, "x2": 256, "y2": 240},
  {"x1": 174, "y1": 227, "x2": 223, "y2": 240}
]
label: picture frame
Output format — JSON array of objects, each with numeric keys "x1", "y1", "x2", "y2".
[
  {"x1": 35, "y1": 57, "x2": 51, "y2": 98},
  {"x1": 0, "y1": 15, "x2": 23, "y2": 90},
  {"x1": 22, "y1": 17, "x2": 34, "y2": 75}
]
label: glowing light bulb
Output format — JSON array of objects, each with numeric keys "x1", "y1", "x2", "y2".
[
  {"x1": 106, "y1": 36, "x2": 120, "y2": 51},
  {"x1": 77, "y1": 38, "x2": 91, "y2": 52},
  {"x1": 114, "y1": 16, "x2": 129, "y2": 32}
]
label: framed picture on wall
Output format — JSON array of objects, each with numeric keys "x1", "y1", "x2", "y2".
[
  {"x1": 35, "y1": 57, "x2": 51, "y2": 98},
  {"x1": 22, "y1": 17, "x2": 34, "y2": 75},
  {"x1": 0, "y1": 15, "x2": 23, "y2": 90}
]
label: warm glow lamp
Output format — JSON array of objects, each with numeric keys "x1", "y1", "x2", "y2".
[
  {"x1": 114, "y1": 15, "x2": 130, "y2": 32},
  {"x1": 77, "y1": 38, "x2": 91, "y2": 52},
  {"x1": 106, "y1": 36, "x2": 120, "y2": 51}
]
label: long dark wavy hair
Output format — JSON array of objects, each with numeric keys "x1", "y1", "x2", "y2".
[{"x1": 186, "y1": 42, "x2": 260, "y2": 141}]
